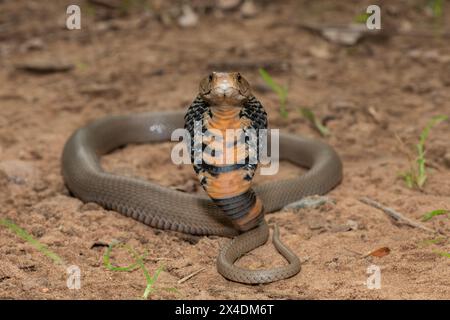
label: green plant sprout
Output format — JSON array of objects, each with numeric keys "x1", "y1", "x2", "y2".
[
  {"x1": 435, "y1": 251, "x2": 450, "y2": 258},
  {"x1": 354, "y1": 12, "x2": 370, "y2": 23},
  {"x1": 428, "y1": 0, "x2": 445, "y2": 32},
  {"x1": 399, "y1": 115, "x2": 448, "y2": 189},
  {"x1": 76, "y1": 61, "x2": 89, "y2": 71},
  {"x1": 120, "y1": 0, "x2": 150, "y2": 15},
  {"x1": 258, "y1": 68, "x2": 289, "y2": 118},
  {"x1": 419, "y1": 236, "x2": 447, "y2": 247},
  {"x1": 418, "y1": 236, "x2": 449, "y2": 259},
  {"x1": 103, "y1": 241, "x2": 174, "y2": 299},
  {"x1": 429, "y1": 0, "x2": 444, "y2": 18},
  {"x1": 299, "y1": 107, "x2": 330, "y2": 137},
  {"x1": 422, "y1": 209, "x2": 449, "y2": 221},
  {"x1": 0, "y1": 219, "x2": 63, "y2": 265}
]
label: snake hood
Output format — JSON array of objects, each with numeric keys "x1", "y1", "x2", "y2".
[
  {"x1": 185, "y1": 72, "x2": 268, "y2": 232},
  {"x1": 199, "y1": 72, "x2": 251, "y2": 106}
]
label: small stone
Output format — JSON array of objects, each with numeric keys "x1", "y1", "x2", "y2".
[
  {"x1": 31, "y1": 226, "x2": 46, "y2": 238},
  {"x1": 19, "y1": 38, "x2": 44, "y2": 52},
  {"x1": 79, "y1": 202, "x2": 103, "y2": 212},
  {"x1": 307, "y1": 216, "x2": 327, "y2": 231},
  {"x1": 33, "y1": 181, "x2": 48, "y2": 192},
  {"x1": 216, "y1": 0, "x2": 242, "y2": 11},
  {"x1": 283, "y1": 195, "x2": 335, "y2": 211},
  {"x1": 346, "y1": 219, "x2": 359, "y2": 231},
  {"x1": 240, "y1": 0, "x2": 258, "y2": 18},
  {"x1": 178, "y1": 5, "x2": 198, "y2": 28},
  {"x1": 330, "y1": 224, "x2": 351, "y2": 232},
  {"x1": 90, "y1": 241, "x2": 109, "y2": 249},
  {"x1": 308, "y1": 45, "x2": 332, "y2": 60},
  {"x1": 444, "y1": 152, "x2": 450, "y2": 168},
  {"x1": 304, "y1": 68, "x2": 318, "y2": 80},
  {"x1": 320, "y1": 24, "x2": 368, "y2": 46},
  {"x1": 0, "y1": 160, "x2": 40, "y2": 187},
  {"x1": 22, "y1": 280, "x2": 38, "y2": 291}
]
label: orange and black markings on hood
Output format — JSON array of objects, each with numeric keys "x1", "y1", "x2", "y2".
[{"x1": 185, "y1": 94, "x2": 268, "y2": 232}]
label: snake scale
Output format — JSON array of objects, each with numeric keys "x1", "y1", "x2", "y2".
[{"x1": 62, "y1": 72, "x2": 343, "y2": 284}]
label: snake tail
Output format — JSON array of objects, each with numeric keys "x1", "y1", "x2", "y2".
[{"x1": 217, "y1": 222, "x2": 301, "y2": 284}]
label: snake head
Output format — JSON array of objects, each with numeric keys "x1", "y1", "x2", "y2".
[{"x1": 199, "y1": 72, "x2": 251, "y2": 106}]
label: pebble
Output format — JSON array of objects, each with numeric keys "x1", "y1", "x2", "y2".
[
  {"x1": 444, "y1": 152, "x2": 450, "y2": 168},
  {"x1": 308, "y1": 45, "x2": 332, "y2": 60},
  {"x1": 346, "y1": 219, "x2": 359, "y2": 231},
  {"x1": 79, "y1": 202, "x2": 103, "y2": 212},
  {"x1": 19, "y1": 38, "x2": 44, "y2": 52},
  {"x1": 283, "y1": 195, "x2": 335, "y2": 211},
  {"x1": 0, "y1": 160, "x2": 40, "y2": 187},
  {"x1": 31, "y1": 225, "x2": 46, "y2": 238},
  {"x1": 178, "y1": 5, "x2": 198, "y2": 28},
  {"x1": 216, "y1": 0, "x2": 242, "y2": 11},
  {"x1": 240, "y1": 0, "x2": 258, "y2": 18}
]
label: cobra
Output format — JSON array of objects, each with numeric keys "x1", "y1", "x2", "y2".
[{"x1": 62, "y1": 72, "x2": 343, "y2": 284}]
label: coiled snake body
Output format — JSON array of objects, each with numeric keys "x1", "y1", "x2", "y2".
[{"x1": 62, "y1": 72, "x2": 343, "y2": 284}]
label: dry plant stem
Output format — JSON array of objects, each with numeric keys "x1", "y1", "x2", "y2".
[
  {"x1": 359, "y1": 197, "x2": 437, "y2": 234},
  {"x1": 177, "y1": 267, "x2": 206, "y2": 284},
  {"x1": 343, "y1": 247, "x2": 363, "y2": 257}
]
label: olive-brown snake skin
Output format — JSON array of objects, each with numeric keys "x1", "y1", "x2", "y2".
[{"x1": 62, "y1": 80, "x2": 343, "y2": 284}]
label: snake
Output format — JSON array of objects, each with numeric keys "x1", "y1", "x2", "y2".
[{"x1": 61, "y1": 72, "x2": 343, "y2": 284}]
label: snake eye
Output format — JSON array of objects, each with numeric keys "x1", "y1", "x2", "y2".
[
  {"x1": 208, "y1": 73, "x2": 214, "y2": 82},
  {"x1": 236, "y1": 73, "x2": 242, "y2": 82}
]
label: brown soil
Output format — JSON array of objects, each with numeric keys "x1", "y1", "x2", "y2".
[{"x1": 0, "y1": 0, "x2": 449, "y2": 300}]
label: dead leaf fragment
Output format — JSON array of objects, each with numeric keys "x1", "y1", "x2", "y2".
[{"x1": 364, "y1": 247, "x2": 391, "y2": 258}]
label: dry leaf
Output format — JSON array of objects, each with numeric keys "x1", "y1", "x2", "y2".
[{"x1": 365, "y1": 247, "x2": 391, "y2": 258}]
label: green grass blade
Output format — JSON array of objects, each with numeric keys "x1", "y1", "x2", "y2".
[
  {"x1": 402, "y1": 114, "x2": 447, "y2": 189},
  {"x1": 354, "y1": 12, "x2": 370, "y2": 23},
  {"x1": 416, "y1": 115, "x2": 447, "y2": 188},
  {"x1": 434, "y1": 251, "x2": 450, "y2": 258},
  {"x1": 430, "y1": 0, "x2": 444, "y2": 18},
  {"x1": 141, "y1": 264, "x2": 165, "y2": 300},
  {"x1": 259, "y1": 68, "x2": 283, "y2": 96},
  {"x1": 400, "y1": 172, "x2": 414, "y2": 189},
  {"x1": 258, "y1": 68, "x2": 289, "y2": 118},
  {"x1": 103, "y1": 242, "x2": 141, "y2": 271},
  {"x1": 299, "y1": 107, "x2": 330, "y2": 136},
  {"x1": 103, "y1": 241, "x2": 167, "y2": 299},
  {"x1": 419, "y1": 237, "x2": 447, "y2": 246},
  {"x1": 422, "y1": 209, "x2": 449, "y2": 221},
  {"x1": 126, "y1": 244, "x2": 164, "y2": 299},
  {"x1": 0, "y1": 219, "x2": 63, "y2": 265},
  {"x1": 419, "y1": 115, "x2": 447, "y2": 147}
]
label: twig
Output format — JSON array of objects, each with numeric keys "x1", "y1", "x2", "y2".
[
  {"x1": 177, "y1": 267, "x2": 205, "y2": 284},
  {"x1": 151, "y1": 257, "x2": 174, "y2": 261},
  {"x1": 87, "y1": 0, "x2": 118, "y2": 9},
  {"x1": 343, "y1": 247, "x2": 363, "y2": 256},
  {"x1": 359, "y1": 197, "x2": 437, "y2": 234}
]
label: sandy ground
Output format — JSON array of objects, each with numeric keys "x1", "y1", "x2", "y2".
[{"x1": 0, "y1": 0, "x2": 449, "y2": 299}]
